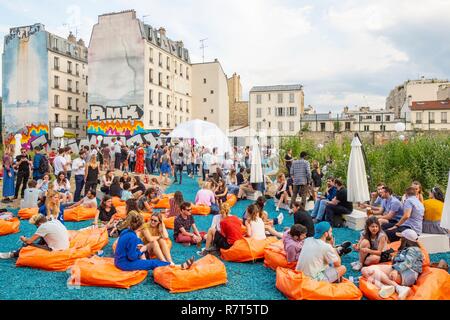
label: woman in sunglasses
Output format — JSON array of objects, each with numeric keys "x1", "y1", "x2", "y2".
[{"x1": 138, "y1": 212, "x2": 174, "y2": 266}]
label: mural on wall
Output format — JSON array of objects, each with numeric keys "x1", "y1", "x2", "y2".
[
  {"x1": 2, "y1": 24, "x2": 49, "y2": 138},
  {"x1": 5, "y1": 124, "x2": 49, "y2": 149},
  {"x1": 88, "y1": 11, "x2": 146, "y2": 138}
]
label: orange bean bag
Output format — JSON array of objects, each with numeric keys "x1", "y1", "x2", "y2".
[
  {"x1": 220, "y1": 237, "x2": 278, "y2": 262},
  {"x1": 112, "y1": 197, "x2": 126, "y2": 208},
  {"x1": 113, "y1": 206, "x2": 127, "y2": 220},
  {"x1": 153, "y1": 254, "x2": 227, "y2": 293},
  {"x1": 0, "y1": 218, "x2": 20, "y2": 236},
  {"x1": 276, "y1": 267, "x2": 363, "y2": 300},
  {"x1": 18, "y1": 208, "x2": 39, "y2": 220},
  {"x1": 191, "y1": 204, "x2": 211, "y2": 215},
  {"x1": 224, "y1": 194, "x2": 237, "y2": 207},
  {"x1": 68, "y1": 256, "x2": 148, "y2": 289},
  {"x1": 388, "y1": 241, "x2": 430, "y2": 267},
  {"x1": 153, "y1": 197, "x2": 170, "y2": 209},
  {"x1": 64, "y1": 207, "x2": 98, "y2": 222},
  {"x1": 112, "y1": 238, "x2": 172, "y2": 257},
  {"x1": 359, "y1": 266, "x2": 450, "y2": 300},
  {"x1": 68, "y1": 227, "x2": 109, "y2": 254},
  {"x1": 163, "y1": 216, "x2": 175, "y2": 229},
  {"x1": 263, "y1": 240, "x2": 296, "y2": 271}
]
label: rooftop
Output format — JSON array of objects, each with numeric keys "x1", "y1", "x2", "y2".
[
  {"x1": 411, "y1": 100, "x2": 450, "y2": 110},
  {"x1": 250, "y1": 84, "x2": 303, "y2": 93}
]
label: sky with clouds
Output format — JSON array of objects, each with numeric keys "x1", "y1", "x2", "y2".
[{"x1": 1, "y1": 0, "x2": 449, "y2": 113}]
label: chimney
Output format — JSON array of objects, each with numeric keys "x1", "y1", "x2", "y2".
[
  {"x1": 159, "y1": 27, "x2": 166, "y2": 37},
  {"x1": 67, "y1": 31, "x2": 76, "y2": 44},
  {"x1": 177, "y1": 40, "x2": 184, "y2": 48},
  {"x1": 77, "y1": 38, "x2": 85, "y2": 47}
]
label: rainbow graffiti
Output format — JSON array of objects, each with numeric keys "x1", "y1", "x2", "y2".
[
  {"x1": 5, "y1": 124, "x2": 49, "y2": 148},
  {"x1": 87, "y1": 120, "x2": 154, "y2": 136}
]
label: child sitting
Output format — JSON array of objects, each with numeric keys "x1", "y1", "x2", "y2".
[
  {"x1": 121, "y1": 182, "x2": 133, "y2": 201},
  {"x1": 283, "y1": 224, "x2": 307, "y2": 263}
]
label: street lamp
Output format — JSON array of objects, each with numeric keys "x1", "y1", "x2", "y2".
[
  {"x1": 97, "y1": 135, "x2": 103, "y2": 145},
  {"x1": 53, "y1": 127, "x2": 65, "y2": 148},
  {"x1": 14, "y1": 134, "x2": 22, "y2": 157},
  {"x1": 395, "y1": 122, "x2": 406, "y2": 141}
]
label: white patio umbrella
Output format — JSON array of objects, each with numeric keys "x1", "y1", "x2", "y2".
[
  {"x1": 347, "y1": 135, "x2": 370, "y2": 202},
  {"x1": 440, "y1": 171, "x2": 450, "y2": 230},
  {"x1": 168, "y1": 119, "x2": 232, "y2": 156},
  {"x1": 250, "y1": 138, "x2": 263, "y2": 184}
]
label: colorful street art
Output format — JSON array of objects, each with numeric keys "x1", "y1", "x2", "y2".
[
  {"x1": 4, "y1": 124, "x2": 49, "y2": 149},
  {"x1": 87, "y1": 120, "x2": 153, "y2": 136}
]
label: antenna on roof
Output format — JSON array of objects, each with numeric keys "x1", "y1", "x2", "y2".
[
  {"x1": 62, "y1": 23, "x2": 79, "y2": 38},
  {"x1": 200, "y1": 38, "x2": 208, "y2": 63},
  {"x1": 142, "y1": 14, "x2": 150, "y2": 24}
]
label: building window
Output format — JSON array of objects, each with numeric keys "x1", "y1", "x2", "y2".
[
  {"x1": 204, "y1": 117, "x2": 207, "y2": 121},
  {"x1": 203, "y1": 98, "x2": 207, "y2": 103},
  {"x1": 75, "y1": 116, "x2": 79, "y2": 128},
  {"x1": 67, "y1": 97, "x2": 72, "y2": 110},
  {"x1": 54, "y1": 76, "x2": 59, "y2": 88},
  {"x1": 180, "y1": 64, "x2": 183, "y2": 77},
  {"x1": 186, "y1": 68, "x2": 189, "y2": 80},
  {"x1": 276, "y1": 107, "x2": 285, "y2": 117},
  {"x1": 210, "y1": 109, "x2": 214, "y2": 114},
  {"x1": 75, "y1": 64, "x2": 79, "y2": 76},
  {"x1": 167, "y1": 95, "x2": 171, "y2": 108},
  {"x1": 158, "y1": 93, "x2": 163, "y2": 107},
  {"x1": 55, "y1": 113, "x2": 60, "y2": 123},
  {"x1": 364, "y1": 125, "x2": 370, "y2": 131},
  {"x1": 320, "y1": 123, "x2": 326, "y2": 132},
  {"x1": 67, "y1": 61, "x2": 72, "y2": 74},
  {"x1": 376, "y1": 115, "x2": 381, "y2": 122},
  {"x1": 210, "y1": 90, "x2": 214, "y2": 94},
  {"x1": 149, "y1": 48, "x2": 153, "y2": 63},
  {"x1": 67, "y1": 79, "x2": 72, "y2": 92},
  {"x1": 166, "y1": 75, "x2": 170, "y2": 89},
  {"x1": 278, "y1": 93, "x2": 283, "y2": 103},
  {"x1": 85, "y1": 93, "x2": 88, "y2": 103},
  {"x1": 268, "y1": 121, "x2": 271, "y2": 128},
  {"x1": 416, "y1": 112, "x2": 422, "y2": 124},
  {"x1": 278, "y1": 122, "x2": 283, "y2": 131},
  {"x1": 345, "y1": 122, "x2": 351, "y2": 131},
  {"x1": 289, "y1": 107, "x2": 297, "y2": 116},
  {"x1": 180, "y1": 99, "x2": 183, "y2": 111},
  {"x1": 158, "y1": 72, "x2": 162, "y2": 86},
  {"x1": 268, "y1": 107, "x2": 271, "y2": 115},
  {"x1": 257, "y1": 122, "x2": 262, "y2": 131},
  {"x1": 385, "y1": 115, "x2": 391, "y2": 122},
  {"x1": 149, "y1": 110, "x2": 154, "y2": 125},
  {"x1": 86, "y1": 76, "x2": 88, "y2": 86},
  {"x1": 167, "y1": 114, "x2": 170, "y2": 126},
  {"x1": 166, "y1": 57, "x2": 170, "y2": 70},
  {"x1": 441, "y1": 112, "x2": 447, "y2": 123},
  {"x1": 429, "y1": 112, "x2": 435, "y2": 124},
  {"x1": 380, "y1": 125, "x2": 386, "y2": 131},
  {"x1": 159, "y1": 53, "x2": 162, "y2": 67},
  {"x1": 256, "y1": 94, "x2": 262, "y2": 104},
  {"x1": 68, "y1": 115, "x2": 72, "y2": 128},
  {"x1": 75, "y1": 98, "x2": 79, "y2": 110},
  {"x1": 54, "y1": 57, "x2": 59, "y2": 70},
  {"x1": 186, "y1": 101, "x2": 189, "y2": 113},
  {"x1": 256, "y1": 108, "x2": 262, "y2": 118},
  {"x1": 53, "y1": 38, "x2": 58, "y2": 49},
  {"x1": 54, "y1": 95, "x2": 59, "y2": 107},
  {"x1": 289, "y1": 121, "x2": 295, "y2": 131},
  {"x1": 289, "y1": 93, "x2": 294, "y2": 103},
  {"x1": 203, "y1": 78, "x2": 206, "y2": 84},
  {"x1": 149, "y1": 69, "x2": 153, "y2": 83},
  {"x1": 75, "y1": 81, "x2": 79, "y2": 93},
  {"x1": 158, "y1": 112, "x2": 162, "y2": 126},
  {"x1": 149, "y1": 90, "x2": 153, "y2": 105},
  {"x1": 268, "y1": 93, "x2": 271, "y2": 101}
]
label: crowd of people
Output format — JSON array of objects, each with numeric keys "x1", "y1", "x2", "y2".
[{"x1": 0, "y1": 141, "x2": 448, "y2": 300}]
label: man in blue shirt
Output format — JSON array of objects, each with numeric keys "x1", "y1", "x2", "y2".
[
  {"x1": 383, "y1": 187, "x2": 424, "y2": 242},
  {"x1": 32, "y1": 147, "x2": 45, "y2": 181},
  {"x1": 145, "y1": 143, "x2": 154, "y2": 174},
  {"x1": 311, "y1": 177, "x2": 338, "y2": 222},
  {"x1": 289, "y1": 151, "x2": 311, "y2": 210},
  {"x1": 371, "y1": 186, "x2": 404, "y2": 225}
]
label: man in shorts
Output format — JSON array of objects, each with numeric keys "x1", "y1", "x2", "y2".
[{"x1": 296, "y1": 221, "x2": 347, "y2": 283}]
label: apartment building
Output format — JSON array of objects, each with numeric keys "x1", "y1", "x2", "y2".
[{"x1": 403, "y1": 100, "x2": 449, "y2": 130}]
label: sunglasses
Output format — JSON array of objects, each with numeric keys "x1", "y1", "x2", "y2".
[
  {"x1": 150, "y1": 218, "x2": 159, "y2": 223},
  {"x1": 185, "y1": 208, "x2": 192, "y2": 211}
]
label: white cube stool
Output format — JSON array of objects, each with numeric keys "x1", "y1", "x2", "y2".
[
  {"x1": 246, "y1": 190, "x2": 262, "y2": 201},
  {"x1": 343, "y1": 210, "x2": 368, "y2": 231},
  {"x1": 418, "y1": 233, "x2": 450, "y2": 254}
]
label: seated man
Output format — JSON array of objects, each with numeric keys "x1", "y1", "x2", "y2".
[
  {"x1": 310, "y1": 177, "x2": 337, "y2": 222},
  {"x1": 0, "y1": 214, "x2": 69, "y2": 259},
  {"x1": 173, "y1": 202, "x2": 206, "y2": 245},
  {"x1": 296, "y1": 222, "x2": 347, "y2": 283},
  {"x1": 382, "y1": 187, "x2": 424, "y2": 242},
  {"x1": 20, "y1": 180, "x2": 41, "y2": 209},
  {"x1": 323, "y1": 179, "x2": 353, "y2": 227},
  {"x1": 283, "y1": 224, "x2": 308, "y2": 263},
  {"x1": 65, "y1": 190, "x2": 98, "y2": 210},
  {"x1": 370, "y1": 186, "x2": 403, "y2": 226},
  {"x1": 360, "y1": 182, "x2": 385, "y2": 211}
]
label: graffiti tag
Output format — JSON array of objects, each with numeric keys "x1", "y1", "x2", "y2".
[{"x1": 89, "y1": 105, "x2": 144, "y2": 121}]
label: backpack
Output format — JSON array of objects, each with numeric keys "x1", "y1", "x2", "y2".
[{"x1": 38, "y1": 156, "x2": 50, "y2": 174}]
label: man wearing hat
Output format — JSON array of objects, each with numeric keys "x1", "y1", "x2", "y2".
[{"x1": 295, "y1": 221, "x2": 347, "y2": 283}]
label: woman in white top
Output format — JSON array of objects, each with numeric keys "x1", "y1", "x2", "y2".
[
  {"x1": 53, "y1": 172, "x2": 72, "y2": 203},
  {"x1": 245, "y1": 204, "x2": 266, "y2": 240},
  {"x1": 222, "y1": 152, "x2": 234, "y2": 176}
]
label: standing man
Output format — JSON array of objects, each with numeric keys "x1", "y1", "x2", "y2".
[
  {"x1": 14, "y1": 148, "x2": 32, "y2": 200},
  {"x1": 202, "y1": 148, "x2": 212, "y2": 181},
  {"x1": 145, "y1": 143, "x2": 154, "y2": 174},
  {"x1": 172, "y1": 141, "x2": 183, "y2": 184},
  {"x1": 32, "y1": 146, "x2": 46, "y2": 181},
  {"x1": 111, "y1": 137, "x2": 121, "y2": 170},
  {"x1": 53, "y1": 148, "x2": 67, "y2": 177},
  {"x1": 290, "y1": 151, "x2": 311, "y2": 211},
  {"x1": 72, "y1": 150, "x2": 87, "y2": 202}
]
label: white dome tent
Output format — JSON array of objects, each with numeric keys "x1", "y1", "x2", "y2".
[{"x1": 168, "y1": 119, "x2": 233, "y2": 156}]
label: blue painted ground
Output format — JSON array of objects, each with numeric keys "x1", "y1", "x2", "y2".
[{"x1": 1, "y1": 174, "x2": 449, "y2": 300}]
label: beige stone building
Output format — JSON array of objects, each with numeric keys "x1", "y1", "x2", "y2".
[
  {"x1": 437, "y1": 84, "x2": 450, "y2": 100},
  {"x1": 386, "y1": 78, "x2": 450, "y2": 118},
  {"x1": 228, "y1": 73, "x2": 249, "y2": 128},
  {"x1": 402, "y1": 100, "x2": 449, "y2": 131},
  {"x1": 191, "y1": 60, "x2": 230, "y2": 133}
]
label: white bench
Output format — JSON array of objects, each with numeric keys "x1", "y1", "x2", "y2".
[
  {"x1": 418, "y1": 233, "x2": 450, "y2": 254},
  {"x1": 245, "y1": 190, "x2": 262, "y2": 201},
  {"x1": 343, "y1": 209, "x2": 368, "y2": 231}
]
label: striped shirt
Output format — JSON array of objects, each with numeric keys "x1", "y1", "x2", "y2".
[{"x1": 290, "y1": 159, "x2": 311, "y2": 186}]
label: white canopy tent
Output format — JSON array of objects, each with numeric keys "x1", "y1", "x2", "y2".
[
  {"x1": 440, "y1": 171, "x2": 450, "y2": 230},
  {"x1": 347, "y1": 135, "x2": 370, "y2": 202},
  {"x1": 168, "y1": 119, "x2": 233, "y2": 156}
]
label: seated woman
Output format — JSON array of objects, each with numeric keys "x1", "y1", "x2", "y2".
[
  {"x1": 275, "y1": 173, "x2": 291, "y2": 212},
  {"x1": 114, "y1": 212, "x2": 194, "y2": 271},
  {"x1": 109, "y1": 177, "x2": 123, "y2": 198},
  {"x1": 422, "y1": 187, "x2": 448, "y2": 234},
  {"x1": 198, "y1": 203, "x2": 244, "y2": 256},
  {"x1": 283, "y1": 224, "x2": 308, "y2": 263},
  {"x1": 245, "y1": 204, "x2": 267, "y2": 240},
  {"x1": 39, "y1": 191, "x2": 64, "y2": 224},
  {"x1": 120, "y1": 172, "x2": 132, "y2": 185},
  {"x1": 166, "y1": 191, "x2": 183, "y2": 218},
  {"x1": 361, "y1": 229, "x2": 424, "y2": 300},
  {"x1": 137, "y1": 188, "x2": 159, "y2": 213},
  {"x1": 226, "y1": 169, "x2": 240, "y2": 196},
  {"x1": 36, "y1": 173, "x2": 50, "y2": 198},
  {"x1": 351, "y1": 216, "x2": 390, "y2": 271},
  {"x1": 254, "y1": 196, "x2": 284, "y2": 238},
  {"x1": 214, "y1": 180, "x2": 228, "y2": 205},
  {"x1": 138, "y1": 212, "x2": 175, "y2": 266},
  {"x1": 130, "y1": 176, "x2": 146, "y2": 199},
  {"x1": 173, "y1": 202, "x2": 207, "y2": 246},
  {"x1": 195, "y1": 182, "x2": 218, "y2": 214},
  {"x1": 150, "y1": 178, "x2": 163, "y2": 197},
  {"x1": 53, "y1": 172, "x2": 73, "y2": 203},
  {"x1": 94, "y1": 195, "x2": 117, "y2": 230},
  {"x1": 237, "y1": 180, "x2": 255, "y2": 200},
  {"x1": 100, "y1": 170, "x2": 114, "y2": 195}
]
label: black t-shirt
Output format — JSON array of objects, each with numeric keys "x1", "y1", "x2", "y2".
[
  {"x1": 131, "y1": 183, "x2": 146, "y2": 194},
  {"x1": 99, "y1": 206, "x2": 117, "y2": 222},
  {"x1": 293, "y1": 210, "x2": 315, "y2": 238},
  {"x1": 120, "y1": 176, "x2": 132, "y2": 184},
  {"x1": 110, "y1": 184, "x2": 123, "y2": 198},
  {"x1": 236, "y1": 173, "x2": 244, "y2": 185},
  {"x1": 336, "y1": 188, "x2": 353, "y2": 211},
  {"x1": 16, "y1": 155, "x2": 31, "y2": 173},
  {"x1": 284, "y1": 154, "x2": 293, "y2": 167}
]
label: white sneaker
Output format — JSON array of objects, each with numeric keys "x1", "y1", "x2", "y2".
[
  {"x1": 277, "y1": 213, "x2": 284, "y2": 225},
  {"x1": 378, "y1": 285, "x2": 396, "y2": 299},
  {"x1": 351, "y1": 261, "x2": 363, "y2": 271},
  {"x1": 275, "y1": 207, "x2": 280, "y2": 212},
  {"x1": 396, "y1": 285, "x2": 411, "y2": 300},
  {"x1": 0, "y1": 252, "x2": 13, "y2": 259}
]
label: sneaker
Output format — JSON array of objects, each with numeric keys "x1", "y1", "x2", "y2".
[
  {"x1": 396, "y1": 285, "x2": 411, "y2": 300},
  {"x1": 351, "y1": 261, "x2": 363, "y2": 271},
  {"x1": 0, "y1": 252, "x2": 13, "y2": 259},
  {"x1": 197, "y1": 248, "x2": 208, "y2": 257},
  {"x1": 379, "y1": 285, "x2": 396, "y2": 299},
  {"x1": 275, "y1": 207, "x2": 280, "y2": 212},
  {"x1": 340, "y1": 241, "x2": 352, "y2": 249},
  {"x1": 277, "y1": 213, "x2": 284, "y2": 225}
]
